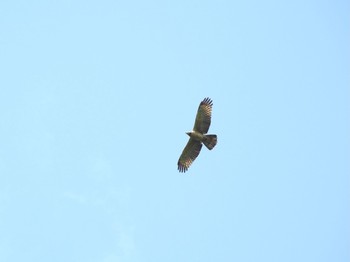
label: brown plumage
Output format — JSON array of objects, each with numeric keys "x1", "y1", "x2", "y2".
[{"x1": 177, "y1": 97, "x2": 217, "y2": 173}]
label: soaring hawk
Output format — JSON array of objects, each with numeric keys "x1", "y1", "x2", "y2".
[{"x1": 177, "y1": 97, "x2": 217, "y2": 173}]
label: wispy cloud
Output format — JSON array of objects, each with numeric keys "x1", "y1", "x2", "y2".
[
  {"x1": 117, "y1": 226, "x2": 136, "y2": 260},
  {"x1": 62, "y1": 191, "x2": 88, "y2": 205},
  {"x1": 101, "y1": 225, "x2": 136, "y2": 262},
  {"x1": 61, "y1": 154, "x2": 136, "y2": 262}
]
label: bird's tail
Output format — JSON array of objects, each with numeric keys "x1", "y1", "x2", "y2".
[{"x1": 203, "y1": 134, "x2": 217, "y2": 150}]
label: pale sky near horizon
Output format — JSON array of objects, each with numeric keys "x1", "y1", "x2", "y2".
[{"x1": 0, "y1": 1, "x2": 349, "y2": 261}]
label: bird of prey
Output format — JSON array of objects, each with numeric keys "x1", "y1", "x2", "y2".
[{"x1": 177, "y1": 97, "x2": 217, "y2": 173}]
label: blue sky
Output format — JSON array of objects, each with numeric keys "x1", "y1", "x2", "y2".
[{"x1": 0, "y1": 0, "x2": 349, "y2": 261}]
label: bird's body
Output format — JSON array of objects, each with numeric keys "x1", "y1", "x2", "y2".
[
  {"x1": 186, "y1": 131, "x2": 217, "y2": 150},
  {"x1": 186, "y1": 131, "x2": 205, "y2": 141},
  {"x1": 177, "y1": 97, "x2": 217, "y2": 173}
]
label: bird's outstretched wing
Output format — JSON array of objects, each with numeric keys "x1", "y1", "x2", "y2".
[
  {"x1": 193, "y1": 97, "x2": 213, "y2": 134},
  {"x1": 178, "y1": 138, "x2": 203, "y2": 173}
]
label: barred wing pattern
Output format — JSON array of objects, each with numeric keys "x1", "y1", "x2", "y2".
[
  {"x1": 193, "y1": 97, "x2": 213, "y2": 134},
  {"x1": 177, "y1": 139, "x2": 203, "y2": 173}
]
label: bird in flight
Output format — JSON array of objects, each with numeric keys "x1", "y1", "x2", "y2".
[{"x1": 177, "y1": 97, "x2": 217, "y2": 173}]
